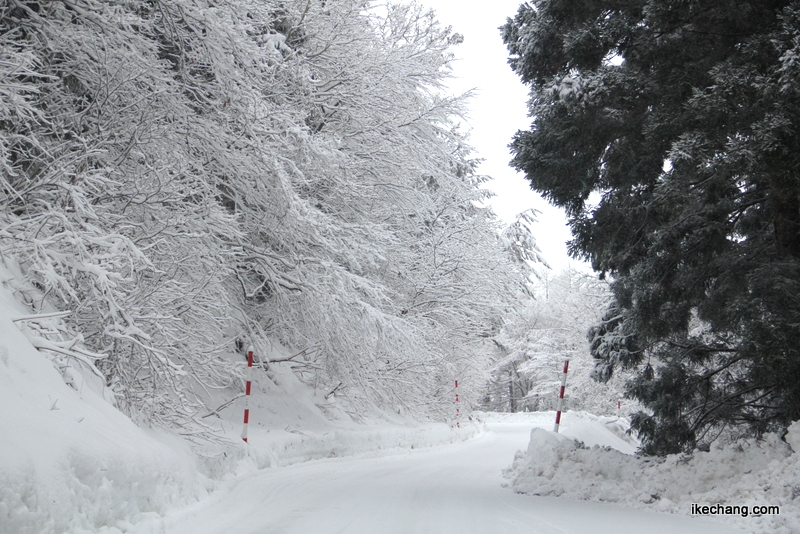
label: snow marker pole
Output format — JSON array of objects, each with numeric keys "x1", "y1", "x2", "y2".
[
  {"x1": 455, "y1": 380, "x2": 460, "y2": 428},
  {"x1": 553, "y1": 360, "x2": 569, "y2": 433},
  {"x1": 242, "y1": 348, "x2": 254, "y2": 443},
  {"x1": 617, "y1": 400, "x2": 621, "y2": 419}
]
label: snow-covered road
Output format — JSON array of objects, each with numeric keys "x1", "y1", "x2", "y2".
[{"x1": 160, "y1": 420, "x2": 737, "y2": 534}]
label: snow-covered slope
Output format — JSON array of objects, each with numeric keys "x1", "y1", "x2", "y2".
[
  {"x1": 0, "y1": 267, "x2": 476, "y2": 533},
  {"x1": 0, "y1": 280, "x2": 205, "y2": 533}
]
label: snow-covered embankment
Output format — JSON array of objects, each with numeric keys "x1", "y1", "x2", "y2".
[{"x1": 0, "y1": 270, "x2": 477, "y2": 533}]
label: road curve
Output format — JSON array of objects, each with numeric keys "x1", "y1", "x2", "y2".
[{"x1": 161, "y1": 420, "x2": 737, "y2": 534}]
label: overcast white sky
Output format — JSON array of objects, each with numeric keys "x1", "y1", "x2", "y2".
[{"x1": 420, "y1": 0, "x2": 584, "y2": 271}]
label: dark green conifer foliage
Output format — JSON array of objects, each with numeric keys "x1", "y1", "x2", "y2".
[{"x1": 503, "y1": 0, "x2": 800, "y2": 453}]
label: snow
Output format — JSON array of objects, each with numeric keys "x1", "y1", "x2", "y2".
[
  {"x1": 0, "y1": 261, "x2": 795, "y2": 533},
  {"x1": 0, "y1": 264, "x2": 477, "y2": 532},
  {"x1": 133, "y1": 412, "x2": 735, "y2": 534},
  {"x1": 0, "y1": 279, "x2": 205, "y2": 534},
  {"x1": 787, "y1": 421, "x2": 800, "y2": 452},
  {"x1": 507, "y1": 412, "x2": 799, "y2": 533}
]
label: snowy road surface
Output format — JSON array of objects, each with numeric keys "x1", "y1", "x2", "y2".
[{"x1": 161, "y1": 420, "x2": 738, "y2": 534}]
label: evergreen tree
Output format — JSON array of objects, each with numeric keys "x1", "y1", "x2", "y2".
[{"x1": 503, "y1": 0, "x2": 800, "y2": 453}]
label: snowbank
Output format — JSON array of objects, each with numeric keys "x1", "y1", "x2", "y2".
[
  {"x1": 506, "y1": 413, "x2": 800, "y2": 533},
  {"x1": 198, "y1": 414, "x2": 479, "y2": 483}
]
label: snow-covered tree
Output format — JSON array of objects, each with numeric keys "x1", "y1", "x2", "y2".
[
  {"x1": 1, "y1": 0, "x2": 530, "y2": 428},
  {"x1": 503, "y1": 0, "x2": 800, "y2": 453},
  {"x1": 485, "y1": 267, "x2": 626, "y2": 415}
]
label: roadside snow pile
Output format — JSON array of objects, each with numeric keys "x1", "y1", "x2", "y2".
[
  {"x1": 558, "y1": 411, "x2": 638, "y2": 454},
  {"x1": 482, "y1": 410, "x2": 638, "y2": 454},
  {"x1": 200, "y1": 415, "x2": 478, "y2": 481},
  {"x1": 506, "y1": 419, "x2": 800, "y2": 533}
]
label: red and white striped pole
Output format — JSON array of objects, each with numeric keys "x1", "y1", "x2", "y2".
[
  {"x1": 242, "y1": 347, "x2": 254, "y2": 443},
  {"x1": 553, "y1": 359, "x2": 569, "y2": 433},
  {"x1": 455, "y1": 380, "x2": 460, "y2": 428}
]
